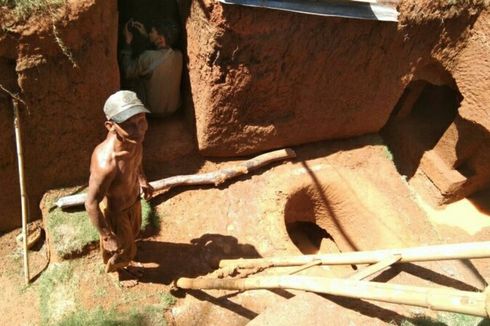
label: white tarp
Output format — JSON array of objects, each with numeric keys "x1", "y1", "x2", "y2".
[{"x1": 218, "y1": 0, "x2": 399, "y2": 22}]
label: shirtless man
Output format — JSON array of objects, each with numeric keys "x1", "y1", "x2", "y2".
[
  {"x1": 121, "y1": 19, "x2": 183, "y2": 117},
  {"x1": 85, "y1": 90, "x2": 153, "y2": 286}
]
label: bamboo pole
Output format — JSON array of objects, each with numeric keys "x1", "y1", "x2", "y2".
[
  {"x1": 55, "y1": 148, "x2": 296, "y2": 208},
  {"x1": 348, "y1": 255, "x2": 401, "y2": 281},
  {"x1": 220, "y1": 241, "x2": 490, "y2": 268},
  {"x1": 13, "y1": 99, "x2": 30, "y2": 285},
  {"x1": 288, "y1": 260, "x2": 322, "y2": 275},
  {"x1": 176, "y1": 276, "x2": 490, "y2": 317}
]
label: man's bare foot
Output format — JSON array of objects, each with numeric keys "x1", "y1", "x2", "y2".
[
  {"x1": 126, "y1": 262, "x2": 144, "y2": 278},
  {"x1": 119, "y1": 278, "x2": 138, "y2": 288},
  {"x1": 116, "y1": 266, "x2": 143, "y2": 288},
  {"x1": 107, "y1": 270, "x2": 137, "y2": 288}
]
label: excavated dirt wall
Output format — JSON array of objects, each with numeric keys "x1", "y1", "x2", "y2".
[
  {"x1": 1, "y1": 0, "x2": 489, "y2": 230},
  {"x1": 184, "y1": 0, "x2": 490, "y2": 202},
  {"x1": 382, "y1": 8, "x2": 490, "y2": 203},
  {"x1": 0, "y1": 0, "x2": 119, "y2": 231},
  {"x1": 184, "y1": 1, "x2": 487, "y2": 157}
]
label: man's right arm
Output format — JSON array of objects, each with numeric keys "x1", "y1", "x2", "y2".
[{"x1": 85, "y1": 155, "x2": 118, "y2": 250}]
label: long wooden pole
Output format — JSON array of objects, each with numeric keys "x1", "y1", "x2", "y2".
[
  {"x1": 55, "y1": 148, "x2": 296, "y2": 208},
  {"x1": 176, "y1": 276, "x2": 490, "y2": 317},
  {"x1": 13, "y1": 99, "x2": 30, "y2": 285},
  {"x1": 220, "y1": 241, "x2": 490, "y2": 268}
]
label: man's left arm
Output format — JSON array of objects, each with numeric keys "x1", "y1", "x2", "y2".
[{"x1": 138, "y1": 163, "x2": 154, "y2": 200}]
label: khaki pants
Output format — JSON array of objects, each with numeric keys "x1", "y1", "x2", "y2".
[{"x1": 100, "y1": 199, "x2": 142, "y2": 273}]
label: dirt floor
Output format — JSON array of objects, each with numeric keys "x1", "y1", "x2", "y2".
[{"x1": 1, "y1": 119, "x2": 490, "y2": 325}]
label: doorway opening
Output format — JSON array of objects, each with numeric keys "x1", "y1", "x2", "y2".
[{"x1": 381, "y1": 80, "x2": 463, "y2": 180}]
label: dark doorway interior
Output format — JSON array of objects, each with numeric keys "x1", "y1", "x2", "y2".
[
  {"x1": 381, "y1": 81, "x2": 463, "y2": 179},
  {"x1": 117, "y1": 0, "x2": 182, "y2": 81},
  {"x1": 286, "y1": 221, "x2": 333, "y2": 255}
]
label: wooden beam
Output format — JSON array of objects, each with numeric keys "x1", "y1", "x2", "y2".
[{"x1": 55, "y1": 148, "x2": 296, "y2": 208}]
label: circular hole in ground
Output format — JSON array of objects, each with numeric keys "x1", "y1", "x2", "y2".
[
  {"x1": 286, "y1": 221, "x2": 333, "y2": 255},
  {"x1": 284, "y1": 188, "x2": 335, "y2": 255}
]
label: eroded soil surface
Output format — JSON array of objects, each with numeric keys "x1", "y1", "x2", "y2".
[{"x1": 1, "y1": 131, "x2": 490, "y2": 325}]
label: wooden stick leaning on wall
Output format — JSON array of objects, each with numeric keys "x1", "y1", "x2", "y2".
[
  {"x1": 13, "y1": 99, "x2": 30, "y2": 285},
  {"x1": 1, "y1": 85, "x2": 30, "y2": 285},
  {"x1": 55, "y1": 148, "x2": 297, "y2": 208},
  {"x1": 175, "y1": 275, "x2": 490, "y2": 318},
  {"x1": 219, "y1": 241, "x2": 490, "y2": 269}
]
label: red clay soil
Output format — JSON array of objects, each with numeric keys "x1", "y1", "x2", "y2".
[
  {"x1": 1, "y1": 0, "x2": 490, "y2": 230},
  {"x1": 118, "y1": 136, "x2": 490, "y2": 324},
  {"x1": 2, "y1": 136, "x2": 490, "y2": 325},
  {"x1": 0, "y1": 0, "x2": 119, "y2": 231},
  {"x1": 1, "y1": 1, "x2": 490, "y2": 323},
  {"x1": 185, "y1": 0, "x2": 489, "y2": 157},
  {"x1": 183, "y1": 0, "x2": 490, "y2": 204}
]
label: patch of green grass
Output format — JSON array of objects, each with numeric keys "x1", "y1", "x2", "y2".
[
  {"x1": 437, "y1": 312, "x2": 490, "y2": 326},
  {"x1": 39, "y1": 262, "x2": 79, "y2": 325},
  {"x1": 56, "y1": 297, "x2": 171, "y2": 326},
  {"x1": 56, "y1": 306, "x2": 166, "y2": 326},
  {"x1": 159, "y1": 292, "x2": 176, "y2": 309},
  {"x1": 0, "y1": 0, "x2": 65, "y2": 19},
  {"x1": 141, "y1": 199, "x2": 160, "y2": 231},
  {"x1": 46, "y1": 205, "x2": 99, "y2": 259},
  {"x1": 44, "y1": 193, "x2": 159, "y2": 259},
  {"x1": 400, "y1": 316, "x2": 445, "y2": 326},
  {"x1": 121, "y1": 290, "x2": 176, "y2": 311},
  {"x1": 399, "y1": 313, "x2": 490, "y2": 326},
  {"x1": 93, "y1": 286, "x2": 107, "y2": 298},
  {"x1": 37, "y1": 253, "x2": 176, "y2": 326}
]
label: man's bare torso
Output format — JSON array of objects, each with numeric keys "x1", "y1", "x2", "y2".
[{"x1": 91, "y1": 134, "x2": 143, "y2": 212}]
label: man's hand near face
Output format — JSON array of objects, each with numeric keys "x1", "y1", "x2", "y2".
[
  {"x1": 124, "y1": 20, "x2": 134, "y2": 45},
  {"x1": 132, "y1": 21, "x2": 148, "y2": 38}
]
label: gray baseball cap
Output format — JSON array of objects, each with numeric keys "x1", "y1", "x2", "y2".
[{"x1": 103, "y1": 90, "x2": 150, "y2": 123}]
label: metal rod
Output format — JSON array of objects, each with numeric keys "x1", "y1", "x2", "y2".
[{"x1": 13, "y1": 99, "x2": 30, "y2": 285}]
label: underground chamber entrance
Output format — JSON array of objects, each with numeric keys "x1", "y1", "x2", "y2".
[
  {"x1": 284, "y1": 188, "x2": 337, "y2": 255},
  {"x1": 116, "y1": 0, "x2": 190, "y2": 168},
  {"x1": 286, "y1": 221, "x2": 333, "y2": 255},
  {"x1": 381, "y1": 80, "x2": 463, "y2": 179}
]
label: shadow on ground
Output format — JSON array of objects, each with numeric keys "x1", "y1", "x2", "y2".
[{"x1": 136, "y1": 233, "x2": 261, "y2": 285}]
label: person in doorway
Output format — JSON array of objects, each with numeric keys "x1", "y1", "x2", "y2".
[
  {"x1": 85, "y1": 90, "x2": 153, "y2": 287},
  {"x1": 121, "y1": 19, "x2": 183, "y2": 117}
]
